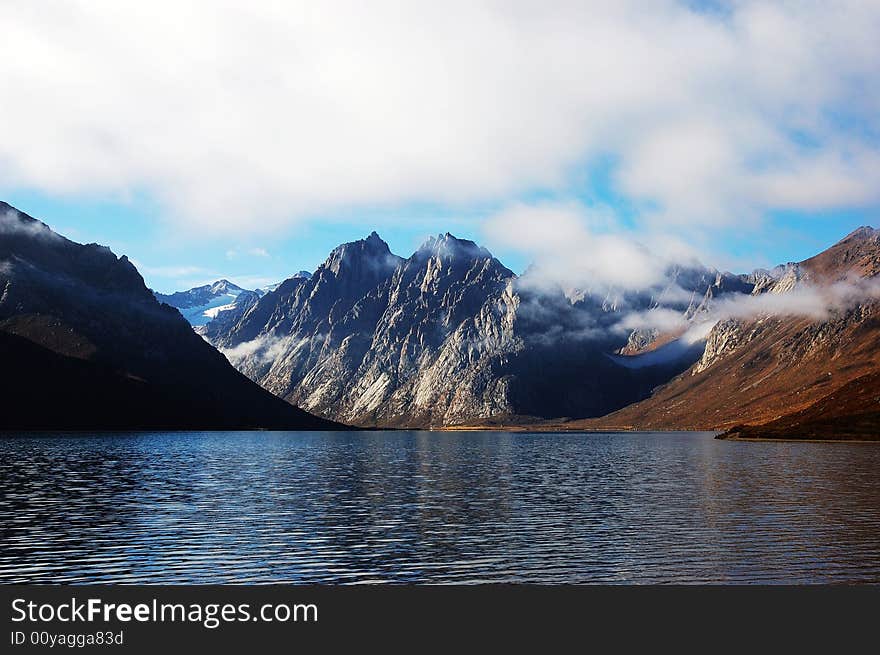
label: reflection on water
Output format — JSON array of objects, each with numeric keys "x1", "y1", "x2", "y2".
[{"x1": 1, "y1": 431, "x2": 879, "y2": 584}]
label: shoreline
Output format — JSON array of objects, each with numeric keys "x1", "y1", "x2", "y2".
[
  {"x1": 3, "y1": 427, "x2": 877, "y2": 443},
  {"x1": 718, "y1": 435, "x2": 880, "y2": 444}
]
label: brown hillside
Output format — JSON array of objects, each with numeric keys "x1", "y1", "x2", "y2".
[{"x1": 568, "y1": 227, "x2": 880, "y2": 435}]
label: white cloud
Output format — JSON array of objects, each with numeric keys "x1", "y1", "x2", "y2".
[
  {"x1": 1, "y1": 209, "x2": 61, "y2": 241},
  {"x1": 0, "y1": 1, "x2": 877, "y2": 236},
  {"x1": 618, "y1": 275, "x2": 880, "y2": 347},
  {"x1": 220, "y1": 334, "x2": 314, "y2": 367},
  {"x1": 713, "y1": 277, "x2": 880, "y2": 322},
  {"x1": 483, "y1": 202, "x2": 698, "y2": 290},
  {"x1": 618, "y1": 307, "x2": 690, "y2": 335}
]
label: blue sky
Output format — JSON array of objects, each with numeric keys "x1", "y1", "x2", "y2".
[
  {"x1": 1, "y1": 2, "x2": 878, "y2": 293},
  {"x1": 0, "y1": 189, "x2": 528, "y2": 293},
  {"x1": 4, "y1": 186, "x2": 875, "y2": 294}
]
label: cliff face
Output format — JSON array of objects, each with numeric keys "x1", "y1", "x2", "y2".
[
  {"x1": 207, "y1": 232, "x2": 745, "y2": 427},
  {"x1": 0, "y1": 201, "x2": 341, "y2": 430},
  {"x1": 576, "y1": 227, "x2": 880, "y2": 435}
]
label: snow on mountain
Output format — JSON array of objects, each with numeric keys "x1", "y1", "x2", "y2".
[{"x1": 154, "y1": 279, "x2": 251, "y2": 326}]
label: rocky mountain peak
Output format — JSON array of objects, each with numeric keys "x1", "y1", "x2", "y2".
[
  {"x1": 209, "y1": 279, "x2": 242, "y2": 294},
  {"x1": 1, "y1": 201, "x2": 67, "y2": 252},
  {"x1": 1, "y1": 200, "x2": 338, "y2": 430},
  {"x1": 841, "y1": 225, "x2": 878, "y2": 243},
  {"x1": 417, "y1": 232, "x2": 494, "y2": 262},
  {"x1": 323, "y1": 232, "x2": 401, "y2": 278},
  {"x1": 802, "y1": 223, "x2": 880, "y2": 281}
]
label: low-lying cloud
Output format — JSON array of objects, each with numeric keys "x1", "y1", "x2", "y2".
[
  {"x1": 715, "y1": 277, "x2": 880, "y2": 322},
  {"x1": 485, "y1": 203, "x2": 696, "y2": 292},
  {"x1": 619, "y1": 275, "x2": 880, "y2": 349},
  {"x1": 220, "y1": 333, "x2": 318, "y2": 367}
]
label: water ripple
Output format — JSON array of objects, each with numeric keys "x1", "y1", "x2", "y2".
[{"x1": 1, "y1": 431, "x2": 879, "y2": 584}]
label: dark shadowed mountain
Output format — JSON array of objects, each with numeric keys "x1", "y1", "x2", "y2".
[
  {"x1": 0, "y1": 201, "x2": 342, "y2": 430},
  {"x1": 205, "y1": 231, "x2": 752, "y2": 427}
]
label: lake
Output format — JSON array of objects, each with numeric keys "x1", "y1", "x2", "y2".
[{"x1": 1, "y1": 431, "x2": 879, "y2": 584}]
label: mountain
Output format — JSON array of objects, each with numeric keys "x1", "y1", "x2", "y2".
[
  {"x1": 259, "y1": 274, "x2": 309, "y2": 295},
  {"x1": 0, "y1": 201, "x2": 342, "y2": 430},
  {"x1": 721, "y1": 370, "x2": 880, "y2": 440},
  {"x1": 154, "y1": 279, "x2": 251, "y2": 326},
  {"x1": 7, "y1": 195, "x2": 872, "y2": 436},
  {"x1": 155, "y1": 273, "x2": 312, "y2": 333},
  {"x1": 205, "y1": 232, "x2": 750, "y2": 427},
  {"x1": 568, "y1": 226, "x2": 880, "y2": 438}
]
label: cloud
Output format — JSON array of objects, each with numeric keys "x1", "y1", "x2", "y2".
[
  {"x1": 618, "y1": 307, "x2": 689, "y2": 335},
  {"x1": 483, "y1": 202, "x2": 697, "y2": 291},
  {"x1": 0, "y1": 1, "x2": 877, "y2": 235},
  {"x1": 220, "y1": 333, "x2": 316, "y2": 367},
  {"x1": 619, "y1": 275, "x2": 880, "y2": 347},
  {"x1": 712, "y1": 277, "x2": 880, "y2": 322},
  {"x1": 0, "y1": 209, "x2": 61, "y2": 241}
]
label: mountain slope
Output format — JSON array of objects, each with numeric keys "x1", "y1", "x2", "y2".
[
  {"x1": 570, "y1": 226, "x2": 880, "y2": 436},
  {"x1": 721, "y1": 370, "x2": 880, "y2": 440},
  {"x1": 0, "y1": 201, "x2": 342, "y2": 430}
]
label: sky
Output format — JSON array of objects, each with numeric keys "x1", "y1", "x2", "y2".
[{"x1": 1, "y1": 1, "x2": 878, "y2": 293}]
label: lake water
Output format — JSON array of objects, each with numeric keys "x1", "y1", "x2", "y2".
[{"x1": 1, "y1": 431, "x2": 879, "y2": 584}]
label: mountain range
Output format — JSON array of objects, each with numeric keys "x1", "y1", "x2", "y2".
[
  {"x1": 3, "y1": 198, "x2": 877, "y2": 439},
  {"x1": 201, "y1": 227, "x2": 879, "y2": 438},
  {"x1": 195, "y1": 226, "x2": 880, "y2": 439},
  {"x1": 205, "y1": 232, "x2": 709, "y2": 426},
  {"x1": 0, "y1": 201, "x2": 340, "y2": 431}
]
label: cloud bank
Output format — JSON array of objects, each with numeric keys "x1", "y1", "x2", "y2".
[
  {"x1": 620, "y1": 275, "x2": 880, "y2": 350},
  {"x1": 1, "y1": 1, "x2": 878, "y2": 235},
  {"x1": 484, "y1": 202, "x2": 700, "y2": 291}
]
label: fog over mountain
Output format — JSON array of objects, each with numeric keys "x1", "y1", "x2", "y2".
[{"x1": 563, "y1": 226, "x2": 880, "y2": 439}]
